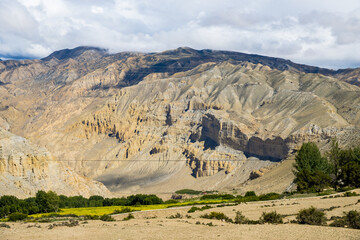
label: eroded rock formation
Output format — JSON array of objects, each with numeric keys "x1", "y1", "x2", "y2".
[{"x1": 0, "y1": 47, "x2": 360, "y2": 196}]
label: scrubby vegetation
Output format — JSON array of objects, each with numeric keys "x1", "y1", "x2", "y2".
[
  {"x1": 260, "y1": 211, "x2": 283, "y2": 224},
  {"x1": 234, "y1": 211, "x2": 249, "y2": 224},
  {"x1": 344, "y1": 210, "x2": 360, "y2": 229},
  {"x1": 330, "y1": 210, "x2": 360, "y2": 229},
  {"x1": 175, "y1": 189, "x2": 203, "y2": 195},
  {"x1": 187, "y1": 205, "x2": 213, "y2": 213},
  {"x1": 48, "y1": 219, "x2": 79, "y2": 229},
  {"x1": 200, "y1": 212, "x2": 232, "y2": 222},
  {"x1": 0, "y1": 223, "x2": 10, "y2": 228},
  {"x1": 8, "y1": 212, "x2": 28, "y2": 222},
  {"x1": 111, "y1": 207, "x2": 133, "y2": 214},
  {"x1": 296, "y1": 206, "x2": 327, "y2": 225},
  {"x1": 100, "y1": 214, "x2": 115, "y2": 222},
  {"x1": 198, "y1": 191, "x2": 282, "y2": 203},
  {"x1": 168, "y1": 213, "x2": 182, "y2": 219},
  {"x1": 123, "y1": 213, "x2": 135, "y2": 221},
  {"x1": 200, "y1": 194, "x2": 235, "y2": 200}
]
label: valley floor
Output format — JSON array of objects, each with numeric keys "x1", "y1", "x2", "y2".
[
  {"x1": 1, "y1": 191, "x2": 360, "y2": 240},
  {"x1": 2, "y1": 220, "x2": 359, "y2": 240}
]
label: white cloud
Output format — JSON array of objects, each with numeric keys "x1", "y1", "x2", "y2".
[
  {"x1": 0, "y1": 0, "x2": 360, "y2": 68},
  {"x1": 91, "y1": 6, "x2": 103, "y2": 14}
]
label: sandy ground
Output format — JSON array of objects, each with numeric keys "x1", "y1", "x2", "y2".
[{"x1": 1, "y1": 192, "x2": 360, "y2": 240}]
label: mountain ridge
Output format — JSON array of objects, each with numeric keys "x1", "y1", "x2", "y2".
[
  {"x1": 0, "y1": 46, "x2": 359, "y2": 197},
  {"x1": 2, "y1": 46, "x2": 359, "y2": 86}
]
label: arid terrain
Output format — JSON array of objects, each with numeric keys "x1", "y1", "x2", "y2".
[
  {"x1": 1, "y1": 47, "x2": 360, "y2": 197},
  {"x1": 2, "y1": 0, "x2": 360, "y2": 239},
  {"x1": 1, "y1": 191, "x2": 359, "y2": 240}
]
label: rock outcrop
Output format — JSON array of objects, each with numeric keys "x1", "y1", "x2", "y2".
[
  {"x1": 0, "y1": 46, "x2": 360, "y2": 196},
  {"x1": 0, "y1": 127, "x2": 111, "y2": 198}
]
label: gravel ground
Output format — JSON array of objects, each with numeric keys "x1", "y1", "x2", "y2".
[{"x1": 1, "y1": 192, "x2": 360, "y2": 240}]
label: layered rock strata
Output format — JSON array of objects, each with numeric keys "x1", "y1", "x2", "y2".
[{"x1": 0, "y1": 47, "x2": 359, "y2": 195}]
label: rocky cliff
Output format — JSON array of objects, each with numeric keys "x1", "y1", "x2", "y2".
[
  {"x1": 0, "y1": 47, "x2": 359, "y2": 196},
  {"x1": 0, "y1": 123, "x2": 111, "y2": 198}
]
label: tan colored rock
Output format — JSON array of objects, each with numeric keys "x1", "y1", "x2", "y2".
[
  {"x1": 0, "y1": 127, "x2": 111, "y2": 198},
  {"x1": 0, "y1": 48, "x2": 360, "y2": 196}
]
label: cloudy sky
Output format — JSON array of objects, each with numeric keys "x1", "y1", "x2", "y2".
[{"x1": 0, "y1": 0, "x2": 359, "y2": 69}]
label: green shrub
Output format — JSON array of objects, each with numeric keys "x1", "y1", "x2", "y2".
[
  {"x1": 245, "y1": 191, "x2": 256, "y2": 197},
  {"x1": 100, "y1": 214, "x2": 115, "y2": 222},
  {"x1": 338, "y1": 187, "x2": 355, "y2": 192},
  {"x1": 188, "y1": 207, "x2": 200, "y2": 213},
  {"x1": 175, "y1": 189, "x2": 202, "y2": 195},
  {"x1": 206, "y1": 222, "x2": 214, "y2": 226},
  {"x1": 164, "y1": 199, "x2": 179, "y2": 204},
  {"x1": 126, "y1": 194, "x2": 163, "y2": 206},
  {"x1": 259, "y1": 193, "x2": 281, "y2": 201},
  {"x1": 200, "y1": 194, "x2": 235, "y2": 200},
  {"x1": 48, "y1": 219, "x2": 79, "y2": 229},
  {"x1": 343, "y1": 192, "x2": 358, "y2": 197},
  {"x1": 234, "y1": 211, "x2": 249, "y2": 224},
  {"x1": 188, "y1": 205, "x2": 212, "y2": 213},
  {"x1": 0, "y1": 223, "x2": 10, "y2": 228},
  {"x1": 345, "y1": 210, "x2": 360, "y2": 229},
  {"x1": 201, "y1": 205, "x2": 213, "y2": 210},
  {"x1": 260, "y1": 211, "x2": 283, "y2": 224},
  {"x1": 296, "y1": 207, "x2": 327, "y2": 225},
  {"x1": 168, "y1": 213, "x2": 182, "y2": 219},
  {"x1": 83, "y1": 215, "x2": 100, "y2": 220},
  {"x1": 112, "y1": 207, "x2": 133, "y2": 214},
  {"x1": 329, "y1": 218, "x2": 346, "y2": 227},
  {"x1": 219, "y1": 194, "x2": 235, "y2": 200},
  {"x1": 200, "y1": 212, "x2": 232, "y2": 222},
  {"x1": 246, "y1": 219, "x2": 261, "y2": 224},
  {"x1": 123, "y1": 213, "x2": 134, "y2": 221},
  {"x1": 8, "y1": 212, "x2": 28, "y2": 221},
  {"x1": 235, "y1": 195, "x2": 259, "y2": 203}
]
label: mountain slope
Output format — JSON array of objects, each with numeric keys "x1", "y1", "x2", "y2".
[{"x1": 0, "y1": 47, "x2": 359, "y2": 196}]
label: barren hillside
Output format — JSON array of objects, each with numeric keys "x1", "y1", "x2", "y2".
[{"x1": 0, "y1": 47, "x2": 360, "y2": 196}]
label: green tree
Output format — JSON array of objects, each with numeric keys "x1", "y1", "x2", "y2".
[
  {"x1": 35, "y1": 190, "x2": 60, "y2": 213},
  {"x1": 327, "y1": 139, "x2": 341, "y2": 190},
  {"x1": 338, "y1": 147, "x2": 360, "y2": 187},
  {"x1": 294, "y1": 142, "x2": 331, "y2": 192}
]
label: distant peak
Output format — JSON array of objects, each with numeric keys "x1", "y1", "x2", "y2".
[
  {"x1": 41, "y1": 46, "x2": 108, "y2": 61},
  {"x1": 160, "y1": 47, "x2": 199, "y2": 56}
]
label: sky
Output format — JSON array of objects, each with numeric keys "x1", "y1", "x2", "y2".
[{"x1": 0, "y1": 0, "x2": 360, "y2": 69}]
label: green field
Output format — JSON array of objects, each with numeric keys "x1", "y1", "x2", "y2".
[{"x1": 29, "y1": 199, "x2": 230, "y2": 218}]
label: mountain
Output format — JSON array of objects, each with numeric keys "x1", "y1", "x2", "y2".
[{"x1": 0, "y1": 46, "x2": 359, "y2": 197}]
